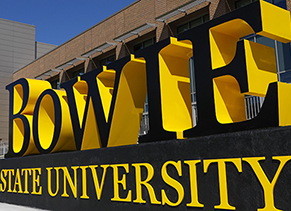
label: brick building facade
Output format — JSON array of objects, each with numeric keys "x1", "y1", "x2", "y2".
[
  {"x1": 10, "y1": 0, "x2": 291, "y2": 139},
  {"x1": 11, "y1": 0, "x2": 243, "y2": 81},
  {"x1": 13, "y1": 0, "x2": 291, "y2": 80}
]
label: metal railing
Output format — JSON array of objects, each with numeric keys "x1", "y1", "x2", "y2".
[
  {"x1": 138, "y1": 95, "x2": 265, "y2": 137},
  {"x1": 0, "y1": 141, "x2": 8, "y2": 158},
  {"x1": 245, "y1": 95, "x2": 264, "y2": 120}
]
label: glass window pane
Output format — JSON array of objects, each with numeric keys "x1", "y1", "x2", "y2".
[
  {"x1": 143, "y1": 38, "x2": 154, "y2": 48},
  {"x1": 72, "y1": 71, "x2": 79, "y2": 78},
  {"x1": 246, "y1": 36, "x2": 255, "y2": 42},
  {"x1": 190, "y1": 18, "x2": 202, "y2": 29},
  {"x1": 50, "y1": 79, "x2": 59, "y2": 89},
  {"x1": 177, "y1": 23, "x2": 189, "y2": 34},
  {"x1": 177, "y1": 14, "x2": 209, "y2": 34},
  {"x1": 241, "y1": 33, "x2": 255, "y2": 41},
  {"x1": 133, "y1": 43, "x2": 143, "y2": 52},
  {"x1": 203, "y1": 14, "x2": 209, "y2": 22},
  {"x1": 107, "y1": 55, "x2": 116, "y2": 64},
  {"x1": 100, "y1": 58, "x2": 107, "y2": 66},
  {"x1": 235, "y1": 0, "x2": 252, "y2": 8},
  {"x1": 100, "y1": 55, "x2": 116, "y2": 66},
  {"x1": 280, "y1": 71, "x2": 291, "y2": 83},
  {"x1": 256, "y1": 35, "x2": 275, "y2": 48},
  {"x1": 134, "y1": 38, "x2": 155, "y2": 52},
  {"x1": 72, "y1": 68, "x2": 84, "y2": 78},
  {"x1": 273, "y1": 0, "x2": 287, "y2": 8},
  {"x1": 277, "y1": 42, "x2": 291, "y2": 72}
]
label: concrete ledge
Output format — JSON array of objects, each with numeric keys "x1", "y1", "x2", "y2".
[{"x1": 0, "y1": 202, "x2": 46, "y2": 211}]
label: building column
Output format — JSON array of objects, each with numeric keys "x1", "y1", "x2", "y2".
[
  {"x1": 156, "y1": 22, "x2": 171, "y2": 42},
  {"x1": 84, "y1": 58, "x2": 92, "y2": 73}
]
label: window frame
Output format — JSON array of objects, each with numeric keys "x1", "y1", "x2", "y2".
[
  {"x1": 176, "y1": 14, "x2": 209, "y2": 35},
  {"x1": 99, "y1": 54, "x2": 116, "y2": 66},
  {"x1": 133, "y1": 37, "x2": 156, "y2": 53}
]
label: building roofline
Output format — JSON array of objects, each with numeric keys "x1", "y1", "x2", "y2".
[
  {"x1": 13, "y1": 0, "x2": 141, "y2": 75},
  {"x1": 0, "y1": 18, "x2": 36, "y2": 28}
]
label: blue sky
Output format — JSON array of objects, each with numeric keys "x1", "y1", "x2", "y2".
[{"x1": 0, "y1": 0, "x2": 136, "y2": 46}]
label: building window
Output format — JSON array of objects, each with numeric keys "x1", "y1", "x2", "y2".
[
  {"x1": 242, "y1": 34, "x2": 291, "y2": 82},
  {"x1": 235, "y1": 0, "x2": 286, "y2": 9},
  {"x1": 235, "y1": 0, "x2": 256, "y2": 8},
  {"x1": 240, "y1": 34, "x2": 291, "y2": 119},
  {"x1": 133, "y1": 37, "x2": 156, "y2": 53},
  {"x1": 100, "y1": 54, "x2": 116, "y2": 66},
  {"x1": 139, "y1": 95, "x2": 149, "y2": 136},
  {"x1": 71, "y1": 68, "x2": 84, "y2": 78},
  {"x1": 177, "y1": 14, "x2": 209, "y2": 35},
  {"x1": 269, "y1": 0, "x2": 287, "y2": 9},
  {"x1": 50, "y1": 79, "x2": 60, "y2": 89}
]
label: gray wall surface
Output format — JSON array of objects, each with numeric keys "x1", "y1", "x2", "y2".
[
  {"x1": 35, "y1": 41, "x2": 57, "y2": 59},
  {"x1": 0, "y1": 18, "x2": 37, "y2": 148}
]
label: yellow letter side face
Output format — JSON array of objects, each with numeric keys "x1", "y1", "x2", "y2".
[
  {"x1": 5, "y1": 0, "x2": 291, "y2": 157},
  {"x1": 210, "y1": 0, "x2": 291, "y2": 125}
]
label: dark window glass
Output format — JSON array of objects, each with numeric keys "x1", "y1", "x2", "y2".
[
  {"x1": 100, "y1": 54, "x2": 116, "y2": 66},
  {"x1": 277, "y1": 42, "x2": 291, "y2": 72},
  {"x1": 100, "y1": 58, "x2": 107, "y2": 66},
  {"x1": 234, "y1": 0, "x2": 285, "y2": 9},
  {"x1": 106, "y1": 55, "x2": 115, "y2": 63},
  {"x1": 133, "y1": 37, "x2": 156, "y2": 53},
  {"x1": 144, "y1": 39, "x2": 154, "y2": 48},
  {"x1": 256, "y1": 35, "x2": 275, "y2": 48},
  {"x1": 189, "y1": 18, "x2": 202, "y2": 29},
  {"x1": 72, "y1": 68, "x2": 84, "y2": 78},
  {"x1": 235, "y1": 0, "x2": 252, "y2": 8},
  {"x1": 177, "y1": 14, "x2": 209, "y2": 35},
  {"x1": 273, "y1": 0, "x2": 287, "y2": 9},
  {"x1": 177, "y1": 23, "x2": 189, "y2": 34},
  {"x1": 133, "y1": 43, "x2": 143, "y2": 52},
  {"x1": 203, "y1": 14, "x2": 209, "y2": 22},
  {"x1": 50, "y1": 79, "x2": 59, "y2": 89},
  {"x1": 280, "y1": 71, "x2": 291, "y2": 83},
  {"x1": 264, "y1": 0, "x2": 286, "y2": 8},
  {"x1": 246, "y1": 36, "x2": 255, "y2": 42}
]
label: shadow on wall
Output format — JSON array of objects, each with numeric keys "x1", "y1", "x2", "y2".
[
  {"x1": 158, "y1": 24, "x2": 171, "y2": 42},
  {"x1": 60, "y1": 71, "x2": 70, "y2": 84},
  {"x1": 117, "y1": 44, "x2": 130, "y2": 60},
  {"x1": 213, "y1": 0, "x2": 233, "y2": 19}
]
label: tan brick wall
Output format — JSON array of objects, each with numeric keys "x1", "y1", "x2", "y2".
[
  {"x1": 156, "y1": 21, "x2": 170, "y2": 41},
  {"x1": 13, "y1": 0, "x2": 237, "y2": 81},
  {"x1": 287, "y1": 0, "x2": 291, "y2": 11},
  {"x1": 166, "y1": 0, "x2": 190, "y2": 11},
  {"x1": 210, "y1": 0, "x2": 231, "y2": 19},
  {"x1": 155, "y1": 0, "x2": 167, "y2": 18}
]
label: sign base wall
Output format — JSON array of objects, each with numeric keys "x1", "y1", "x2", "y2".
[{"x1": 0, "y1": 126, "x2": 291, "y2": 210}]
